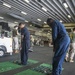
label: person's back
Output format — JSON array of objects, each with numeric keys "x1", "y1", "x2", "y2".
[
  {"x1": 53, "y1": 20, "x2": 67, "y2": 37},
  {"x1": 47, "y1": 18, "x2": 70, "y2": 75},
  {"x1": 21, "y1": 27, "x2": 30, "y2": 41}
]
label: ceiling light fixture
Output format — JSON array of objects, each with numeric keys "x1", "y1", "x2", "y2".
[
  {"x1": 3, "y1": 2, "x2": 11, "y2": 8},
  {"x1": 60, "y1": 20, "x2": 63, "y2": 22},
  {"x1": 37, "y1": 19, "x2": 41, "y2": 21},
  {"x1": 42, "y1": 7, "x2": 47, "y2": 12},
  {"x1": 25, "y1": 20, "x2": 28, "y2": 22},
  {"x1": 0, "y1": 16, "x2": 4, "y2": 19},
  {"x1": 21, "y1": 11, "x2": 27, "y2": 15},
  {"x1": 44, "y1": 21, "x2": 47, "y2": 24},
  {"x1": 24, "y1": 0, "x2": 30, "y2": 3},
  {"x1": 68, "y1": 15, "x2": 71, "y2": 18},
  {"x1": 63, "y1": 3, "x2": 68, "y2": 8},
  {"x1": 14, "y1": 21, "x2": 18, "y2": 24}
]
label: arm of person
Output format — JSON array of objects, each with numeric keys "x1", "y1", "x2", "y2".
[
  {"x1": 52, "y1": 25, "x2": 58, "y2": 52},
  {"x1": 17, "y1": 30, "x2": 19, "y2": 35}
]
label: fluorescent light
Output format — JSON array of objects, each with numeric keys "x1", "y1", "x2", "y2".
[
  {"x1": 37, "y1": 19, "x2": 41, "y2": 21},
  {"x1": 21, "y1": 11, "x2": 27, "y2": 15},
  {"x1": 68, "y1": 15, "x2": 71, "y2": 18},
  {"x1": 42, "y1": 7, "x2": 47, "y2": 12},
  {"x1": 44, "y1": 21, "x2": 47, "y2": 24},
  {"x1": 14, "y1": 21, "x2": 18, "y2": 23},
  {"x1": 63, "y1": 3, "x2": 68, "y2": 8},
  {"x1": 24, "y1": 0, "x2": 30, "y2": 3},
  {"x1": 60, "y1": 20, "x2": 63, "y2": 22},
  {"x1": 25, "y1": 20, "x2": 28, "y2": 22},
  {"x1": 0, "y1": 16, "x2": 4, "y2": 19},
  {"x1": 3, "y1": 2, "x2": 11, "y2": 8}
]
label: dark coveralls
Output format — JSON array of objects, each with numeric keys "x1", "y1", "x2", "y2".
[
  {"x1": 51, "y1": 20, "x2": 70, "y2": 75},
  {"x1": 21, "y1": 27, "x2": 30, "y2": 65}
]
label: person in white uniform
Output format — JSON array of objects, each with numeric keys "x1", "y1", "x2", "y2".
[
  {"x1": 29, "y1": 35, "x2": 34, "y2": 52},
  {"x1": 12, "y1": 26, "x2": 19, "y2": 53},
  {"x1": 65, "y1": 28, "x2": 75, "y2": 62}
]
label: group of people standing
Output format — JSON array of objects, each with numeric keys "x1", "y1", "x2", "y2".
[
  {"x1": 12, "y1": 19, "x2": 75, "y2": 75},
  {"x1": 12, "y1": 22, "x2": 30, "y2": 65}
]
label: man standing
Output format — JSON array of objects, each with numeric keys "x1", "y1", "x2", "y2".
[
  {"x1": 65, "y1": 28, "x2": 75, "y2": 62},
  {"x1": 47, "y1": 18, "x2": 70, "y2": 75},
  {"x1": 29, "y1": 35, "x2": 34, "y2": 52},
  {"x1": 70, "y1": 28, "x2": 75, "y2": 62},
  {"x1": 19, "y1": 22, "x2": 30, "y2": 65},
  {"x1": 12, "y1": 26, "x2": 19, "y2": 53}
]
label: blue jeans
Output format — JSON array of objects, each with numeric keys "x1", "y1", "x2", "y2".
[{"x1": 52, "y1": 36, "x2": 70, "y2": 75}]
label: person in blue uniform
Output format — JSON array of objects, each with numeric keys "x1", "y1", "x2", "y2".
[
  {"x1": 47, "y1": 18, "x2": 70, "y2": 75},
  {"x1": 19, "y1": 22, "x2": 30, "y2": 65}
]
